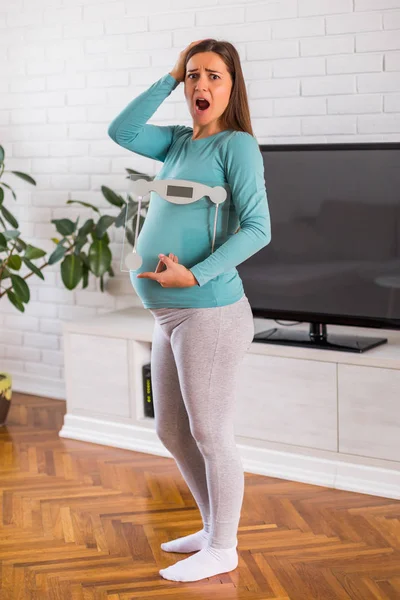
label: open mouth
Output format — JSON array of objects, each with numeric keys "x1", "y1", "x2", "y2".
[{"x1": 195, "y1": 98, "x2": 211, "y2": 113}]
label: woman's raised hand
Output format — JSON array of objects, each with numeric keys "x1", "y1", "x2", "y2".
[{"x1": 169, "y1": 39, "x2": 209, "y2": 83}]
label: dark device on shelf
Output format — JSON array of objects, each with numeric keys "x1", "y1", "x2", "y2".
[
  {"x1": 237, "y1": 142, "x2": 400, "y2": 353},
  {"x1": 142, "y1": 363, "x2": 154, "y2": 418}
]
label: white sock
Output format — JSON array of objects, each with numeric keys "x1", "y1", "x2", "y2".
[
  {"x1": 161, "y1": 528, "x2": 209, "y2": 553},
  {"x1": 159, "y1": 545, "x2": 238, "y2": 582}
]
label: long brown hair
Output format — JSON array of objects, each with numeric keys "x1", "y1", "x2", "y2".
[{"x1": 185, "y1": 39, "x2": 254, "y2": 137}]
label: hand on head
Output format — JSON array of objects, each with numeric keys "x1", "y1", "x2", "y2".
[{"x1": 170, "y1": 39, "x2": 209, "y2": 83}]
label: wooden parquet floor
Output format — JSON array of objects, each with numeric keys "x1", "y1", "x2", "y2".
[{"x1": 0, "y1": 392, "x2": 399, "y2": 600}]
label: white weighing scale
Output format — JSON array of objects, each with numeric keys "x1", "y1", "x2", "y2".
[{"x1": 120, "y1": 177, "x2": 230, "y2": 272}]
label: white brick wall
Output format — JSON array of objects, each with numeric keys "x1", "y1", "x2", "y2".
[{"x1": 1, "y1": 0, "x2": 399, "y2": 399}]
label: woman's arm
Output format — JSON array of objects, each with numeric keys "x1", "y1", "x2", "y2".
[
  {"x1": 189, "y1": 131, "x2": 271, "y2": 287},
  {"x1": 107, "y1": 73, "x2": 180, "y2": 162}
]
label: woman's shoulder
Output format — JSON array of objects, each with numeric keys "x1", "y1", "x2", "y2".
[
  {"x1": 227, "y1": 130, "x2": 257, "y2": 145},
  {"x1": 224, "y1": 130, "x2": 261, "y2": 164}
]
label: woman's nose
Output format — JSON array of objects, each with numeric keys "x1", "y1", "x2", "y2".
[{"x1": 195, "y1": 76, "x2": 208, "y2": 90}]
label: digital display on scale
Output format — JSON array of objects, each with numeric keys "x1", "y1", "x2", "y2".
[{"x1": 166, "y1": 184, "x2": 193, "y2": 198}]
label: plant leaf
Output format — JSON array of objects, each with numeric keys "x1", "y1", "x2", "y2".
[
  {"x1": 125, "y1": 169, "x2": 153, "y2": 181},
  {"x1": 8, "y1": 255, "x2": 22, "y2": 270},
  {"x1": 24, "y1": 245, "x2": 46, "y2": 260},
  {"x1": 95, "y1": 215, "x2": 115, "y2": 239},
  {"x1": 61, "y1": 254, "x2": 83, "y2": 290},
  {"x1": 22, "y1": 257, "x2": 45, "y2": 280},
  {"x1": 51, "y1": 218, "x2": 76, "y2": 236},
  {"x1": 48, "y1": 243, "x2": 67, "y2": 265},
  {"x1": 15, "y1": 237, "x2": 27, "y2": 252},
  {"x1": 78, "y1": 218, "x2": 94, "y2": 238},
  {"x1": 2, "y1": 229, "x2": 20, "y2": 240},
  {"x1": 125, "y1": 168, "x2": 143, "y2": 175},
  {"x1": 1, "y1": 204, "x2": 18, "y2": 228},
  {"x1": 0, "y1": 232, "x2": 7, "y2": 251},
  {"x1": 88, "y1": 238, "x2": 112, "y2": 277},
  {"x1": 10, "y1": 274, "x2": 30, "y2": 303},
  {"x1": 73, "y1": 235, "x2": 88, "y2": 255},
  {"x1": 0, "y1": 182, "x2": 17, "y2": 200},
  {"x1": 9, "y1": 171, "x2": 36, "y2": 185},
  {"x1": 91, "y1": 230, "x2": 109, "y2": 245},
  {"x1": 125, "y1": 226, "x2": 135, "y2": 247},
  {"x1": 79, "y1": 251, "x2": 90, "y2": 268},
  {"x1": 115, "y1": 202, "x2": 137, "y2": 229},
  {"x1": 101, "y1": 186, "x2": 124, "y2": 207},
  {"x1": 0, "y1": 266, "x2": 10, "y2": 281},
  {"x1": 114, "y1": 204, "x2": 127, "y2": 229},
  {"x1": 82, "y1": 263, "x2": 89, "y2": 289},
  {"x1": 7, "y1": 290, "x2": 24, "y2": 312},
  {"x1": 67, "y1": 199, "x2": 100, "y2": 214}
]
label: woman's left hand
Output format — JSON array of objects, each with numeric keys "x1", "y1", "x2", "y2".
[{"x1": 136, "y1": 253, "x2": 198, "y2": 288}]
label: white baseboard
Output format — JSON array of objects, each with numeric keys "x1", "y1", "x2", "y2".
[
  {"x1": 59, "y1": 413, "x2": 400, "y2": 501},
  {"x1": 12, "y1": 374, "x2": 65, "y2": 401}
]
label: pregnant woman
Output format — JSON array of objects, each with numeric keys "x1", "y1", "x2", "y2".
[{"x1": 108, "y1": 38, "x2": 271, "y2": 583}]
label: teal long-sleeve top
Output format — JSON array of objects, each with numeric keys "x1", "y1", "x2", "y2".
[{"x1": 107, "y1": 72, "x2": 271, "y2": 309}]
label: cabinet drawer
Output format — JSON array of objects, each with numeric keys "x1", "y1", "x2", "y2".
[
  {"x1": 67, "y1": 333, "x2": 131, "y2": 419},
  {"x1": 234, "y1": 353, "x2": 337, "y2": 451},
  {"x1": 339, "y1": 364, "x2": 400, "y2": 462}
]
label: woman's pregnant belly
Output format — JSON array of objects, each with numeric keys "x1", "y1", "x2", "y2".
[{"x1": 128, "y1": 194, "x2": 218, "y2": 303}]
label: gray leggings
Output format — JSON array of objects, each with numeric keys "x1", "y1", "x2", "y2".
[{"x1": 149, "y1": 294, "x2": 254, "y2": 550}]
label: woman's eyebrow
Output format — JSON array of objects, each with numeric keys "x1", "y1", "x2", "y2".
[{"x1": 187, "y1": 68, "x2": 223, "y2": 74}]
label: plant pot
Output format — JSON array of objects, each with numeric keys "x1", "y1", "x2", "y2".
[{"x1": 0, "y1": 372, "x2": 12, "y2": 426}]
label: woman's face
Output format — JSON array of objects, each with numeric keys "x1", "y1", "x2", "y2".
[{"x1": 184, "y1": 51, "x2": 233, "y2": 131}]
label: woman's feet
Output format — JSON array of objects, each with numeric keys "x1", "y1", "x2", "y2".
[
  {"x1": 160, "y1": 528, "x2": 210, "y2": 553},
  {"x1": 159, "y1": 545, "x2": 239, "y2": 582}
]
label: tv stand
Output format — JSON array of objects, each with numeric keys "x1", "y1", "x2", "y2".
[
  {"x1": 254, "y1": 321, "x2": 387, "y2": 353},
  {"x1": 60, "y1": 307, "x2": 400, "y2": 501}
]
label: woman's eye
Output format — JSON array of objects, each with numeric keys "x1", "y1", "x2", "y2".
[{"x1": 188, "y1": 74, "x2": 219, "y2": 80}]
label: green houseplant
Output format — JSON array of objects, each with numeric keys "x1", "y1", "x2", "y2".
[
  {"x1": 0, "y1": 143, "x2": 152, "y2": 309},
  {"x1": 0, "y1": 142, "x2": 153, "y2": 424}
]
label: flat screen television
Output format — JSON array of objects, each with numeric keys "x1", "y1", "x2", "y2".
[{"x1": 236, "y1": 143, "x2": 400, "y2": 353}]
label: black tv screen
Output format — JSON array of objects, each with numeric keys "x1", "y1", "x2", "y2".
[{"x1": 237, "y1": 143, "x2": 400, "y2": 330}]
